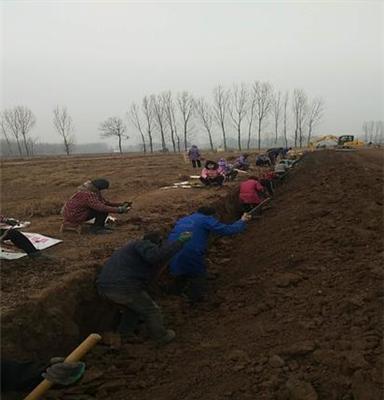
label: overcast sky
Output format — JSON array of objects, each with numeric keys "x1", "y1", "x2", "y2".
[{"x1": 1, "y1": 0, "x2": 383, "y2": 146}]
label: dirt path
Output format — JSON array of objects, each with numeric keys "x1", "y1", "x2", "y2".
[{"x1": 38, "y1": 149, "x2": 382, "y2": 400}]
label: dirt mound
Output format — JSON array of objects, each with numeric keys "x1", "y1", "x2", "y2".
[{"x1": 1, "y1": 149, "x2": 383, "y2": 400}]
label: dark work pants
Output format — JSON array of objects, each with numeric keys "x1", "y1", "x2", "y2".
[
  {"x1": 98, "y1": 287, "x2": 167, "y2": 340},
  {"x1": 2, "y1": 229, "x2": 38, "y2": 254},
  {"x1": 200, "y1": 175, "x2": 225, "y2": 186},
  {"x1": 168, "y1": 274, "x2": 208, "y2": 304},
  {"x1": 260, "y1": 179, "x2": 274, "y2": 196},
  {"x1": 89, "y1": 211, "x2": 108, "y2": 227},
  {"x1": 192, "y1": 159, "x2": 201, "y2": 168}
]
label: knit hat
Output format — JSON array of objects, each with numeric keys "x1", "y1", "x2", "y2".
[{"x1": 91, "y1": 179, "x2": 110, "y2": 190}]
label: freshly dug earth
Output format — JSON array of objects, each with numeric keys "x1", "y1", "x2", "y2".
[{"x1": 1, "y1": 149, "x2": 383, "y2": 400}]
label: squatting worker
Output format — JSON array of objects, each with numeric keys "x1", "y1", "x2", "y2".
[
  {"x1": 167, "y1": 207, "x2": 251, "y2": 305},
  {"x1": 62, "y1": 179, "x2": 131, "y2": 235},
  {"x1": 239, "y1": 176, "x2": 266, "y2": 213},
  {"x1": 200, "y1": 160, "x2": 225, "y2": 187},
  {"x1": 96, "y1": 231, "x2": 192, "y2": 345}
]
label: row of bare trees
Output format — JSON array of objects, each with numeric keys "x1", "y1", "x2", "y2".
[
  {"x1": 1, "y1": 82, "x2": 326, "y2": 156},
  {"x1": 1, "y1": 105, "x2": 76, "y2": 156},
  {"x1": 119, "y1": 83, "x2": 324, "y2": 154}
]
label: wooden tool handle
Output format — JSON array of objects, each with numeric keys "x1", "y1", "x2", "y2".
[{"x1": 24, "y1": 333, "x2": 102, "y2": 400}]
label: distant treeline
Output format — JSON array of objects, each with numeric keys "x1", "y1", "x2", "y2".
[{"x1": 2, "y1": 82, "x2": 382, "y2": 158}]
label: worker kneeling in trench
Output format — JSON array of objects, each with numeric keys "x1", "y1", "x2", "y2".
[{"x1": 96, "y1": 231, "x2": 192, "y2": 345}]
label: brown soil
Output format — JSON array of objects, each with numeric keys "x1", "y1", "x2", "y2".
[{"x1": 1, "y1": 149, "x2": 383, "y2": 400}]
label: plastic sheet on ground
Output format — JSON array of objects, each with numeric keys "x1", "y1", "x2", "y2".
[{"x1": 0, "y1": 232, "x2": 62, "y2": 260}]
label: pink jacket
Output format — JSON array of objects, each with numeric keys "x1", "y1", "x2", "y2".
[
  {"x1": 239, "y1": 179, "x2": 264, "y2": 204},
  {"x1": 201, "y1": 168, "x2": 219, "y2": 179}
]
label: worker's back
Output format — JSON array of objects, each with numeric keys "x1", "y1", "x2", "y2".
[{"x1": 97, "y1": 240, "x2": 153, "y2": 288}]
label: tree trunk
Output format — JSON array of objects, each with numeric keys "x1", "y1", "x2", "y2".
[
  {"x1": 247, "y1": 121, "x2": 253, "y2": 150},
  {"x1": 307, "y1": 124, "x2": 313, "y2": 147},
  {"x1": 170, "y1": 128, "x2": 176, "y2": 153},
  {"x1": 257, "y1": 119, "x2": 262, "y2": 150},
  {"x1": 283, "y1": 114, "x2": 287, "y2": 148},
  {"x1": 15, "y1": 138, "x2": 23, "y2": 156},
  {"x1": 64, "y1": 138, "x2": 70, "y2": 155},
  {"x1": 183, "y1": 123, "x2": 188, "y2": 152},
  {"x1": 274, "y1": 123, "x2": 278, "y2": 144},
  {"x1": 140, "y1": 133, "x2": 146, "y2": 153},
  {"x1": 207, "y1": 129, "x2": 214, "y2": 151},
  {"x1": 221, "y1": 123, "x2": 227, "y2": 151},
  {"x1": 148, "y1": 131, "x2": 153, "y2": 153},
  {"x1": 160, "y1": 128, "x2": 166, "y2": 151},
  {"x1": 22, "y1": 134, "x2": 30, "y2": 156},
  {"x1": 118, "y1": 135, "x2": 122, "y2": 153},
  {"x1": 237, "y1": 125, "x2": 241, "y2": 150}
]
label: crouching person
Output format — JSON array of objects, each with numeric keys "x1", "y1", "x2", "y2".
[
  {"x1": 200, "y1": 161, "x2": 225, "y2": 186},
  {"x1": 96, "y1": 231, "x2": 192, "y2": 345},
  {"x1": 62, "y1": 179, "x2": 131, "y2": 234},
  {"x1": 239, "y1": 176, "x2": 266, "y2": 214}
]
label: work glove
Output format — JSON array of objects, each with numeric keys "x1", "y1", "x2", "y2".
[
  {"x1": 42, "y1": 358, "x2": 86, "y2": 386},
  {"x1": 177, "y1": 231, "x2": 192, "y2": 244},
  {"x1": 117, "y1": 205, "x2": 129, "y2": 214},
  {"x1": 241, "y1": 213, "x2": 252, "y2": 222},
  {"x1": 122, "y1": 201, "x2": 132, "y2": 207}
]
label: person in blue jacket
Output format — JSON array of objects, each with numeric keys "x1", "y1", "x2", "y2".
[{"x1": 167, "y1": 206, "x2": 251, "y2": 304}]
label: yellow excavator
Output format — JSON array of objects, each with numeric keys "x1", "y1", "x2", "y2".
[
  {"x1": 309, "y1": 135, "x2": 365, "y2": 150},
  {"x1": 336, "y1": 135, "x2": 365, "y2": 149}
]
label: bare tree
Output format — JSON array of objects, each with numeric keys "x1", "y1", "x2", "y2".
[
  {"x1": 272, "y1": 90, "x2": 282, "y2": 144},
  {"x1": 213, "y1": 85, "x2": 230, "y2": 150},
  {"x1": 142, "y1": 96, "x2": 155, "y2": 153},
  {"x1": 53, "y1": 105, "x2": 75, "y2": 155},
  {"x1": 0, "y1": 112, "x2": 13, "y2": 155},
  {"x1": 292, "y1": 89, "x2": 308, "y2": 147},
  {"x1": 128, "y1": 103, "x2": 146, "y2": 153},
  {"x1": 177, "y1": 91, "x2": 194, "y2": 151},
  {"x1": 171, "y1": 105, "x2": 181, "y2": 152},
  {"x1": 253, "y1": 81, "x2": 273, "y2": 150},
  {"x1": 229, "y1": 83, "x2": 248, "y2": 150},
  {"x1": 2, "y1": 107, "x2": 35, "y2": 156},
  {"x1": 282, "y1": 91, "x2": 289, "y2": 148},
  {"x1": 152, "y1": 95, "x2": 168, "y2": 152},
  {"x1": 15, "y1": 106, "x2": 36, "y2": 156},
  {"x1": 195, "y1": 97, "x2": 215, "y2": 151},
  {"x1": 306, "y1": 98, "x2": 324, "y2": 146},
  {"x1": 99, "y1": 116, "x2": 128, "y2": 153},
  {"x1": 162, "y1": 91, "x2": 177, "y2": 152}
]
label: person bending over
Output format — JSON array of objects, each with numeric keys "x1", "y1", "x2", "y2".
[
  {"x1": 239, "y1": 176, "x2": 266, "y2": 213},
  {"x1": 96, "y1": 231, "x2": 192, "y2": 345},
  {"x1": 167, "y1": 207, "x2": 251, "y2": 305},
  {"x1": 62, "y1": 179, "x2": 130, "y2": 234}
]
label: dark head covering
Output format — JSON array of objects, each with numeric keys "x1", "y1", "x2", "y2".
[
  {"x1": 143, "y1": 231, "x2": 163, "y2": 245},
  {"x1": 205, "y1": 160, "x2": 218, "y2": 169},
  {"x1": 91, "y1": 179, "x2": 110, "y2": 190},
  {"x1": 197, "y1": 206, "x2": 216, "y2": 216}
]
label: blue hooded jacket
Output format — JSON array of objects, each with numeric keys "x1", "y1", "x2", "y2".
[{"x1": 168, "y1": 212, "x2": 246, "y2": 276}]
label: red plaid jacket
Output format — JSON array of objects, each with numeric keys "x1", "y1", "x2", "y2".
[{"x1": 63, "y1": 191, "x2": 120, "y2": 224}]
